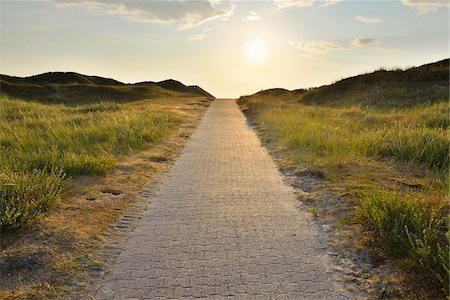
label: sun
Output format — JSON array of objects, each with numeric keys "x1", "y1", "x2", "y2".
[{"x1": 245, "y1": 39, "x2": 268, "y2": 62}]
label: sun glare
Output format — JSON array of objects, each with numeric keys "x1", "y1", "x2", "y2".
[{"x1": 246, "y1": 39, "x2": 268, "y2": 62}]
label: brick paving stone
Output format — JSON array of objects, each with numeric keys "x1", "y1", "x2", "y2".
[{"x1": 96, "y1": 99, "x2": 352, "y2": 299}]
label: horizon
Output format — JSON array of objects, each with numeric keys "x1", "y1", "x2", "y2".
[
  {"x1": 1, "y1": 56, "x2": 447, "y2": 99},
  {"x1": 1, "y1": 0, "x2": 448, "y2": 98}
]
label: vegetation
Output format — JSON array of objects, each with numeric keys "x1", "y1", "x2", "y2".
[
  {"x1": 300, "y1": 59, "x2": 449, "y2": 108},
  {"x1": 0, "y1": 72, "x2": 214, "y2": 103},
  {"x1": 359, "y1": 190, "x2": 448, "y2": 293},
  {"x1": 0, "y1": 95, "x2": 181, "y2": 230},
  {"x1": 238, "y1": 59, "x2": 449, "y2": 296}
]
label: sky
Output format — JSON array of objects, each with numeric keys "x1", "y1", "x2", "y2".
[{"x1": 0, "y1": 0, "x2": 448, "y2": 98}]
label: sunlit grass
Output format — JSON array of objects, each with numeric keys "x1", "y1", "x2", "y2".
[
  {"x1": 249, "y1": 101, "x2": 449, "y2": 172},
  {"x1": 0, "y1": 96, "x2": 181, "y2": 230}
]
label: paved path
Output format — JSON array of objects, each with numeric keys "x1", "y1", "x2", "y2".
[{"x1": 97, "y1": 99, "x2": 350, "y2": 299}]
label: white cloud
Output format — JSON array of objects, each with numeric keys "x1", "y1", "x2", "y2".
[
  {"x1": 355, "y1": 16, "x2": 383, "y2": 23},
  {"x1": 288, "y1": 40, "x2": 342, "y2": 54},
  {"x1": 188, "y1": 33, "x2": 207, "y2": 41},
  {"x1": 243, "y1": 11, "x2": 260, "y2": 21},
  {"x1": 318, "y1": 0, "x2": 342, "y2": 7},
  {"x1": 274, "y1": 0, "x2": 341, "y2": 9},
  {"x1": 274, "y1": 0, "x2": 313, "y2": 9},
  {"x1": 290, "y1": 37, "x2": 379, "y2": 57},
  {"x1": 351, "y1": 37, "x2": 376, "y2": 47},
  {"x1": 55, "y1": 0, "x2": 235, "y2": 29},
  {"x1": 401, "y1": 0, "x2": 450, "y2": 13}
]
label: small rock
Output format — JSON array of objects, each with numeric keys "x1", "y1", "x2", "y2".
[
  {"x1": 296, "y1": 168, "x2": 326, "y2": 179},
  {"x1": 101, "y1": 189, "x2": 123, "y2": 195},
  {"x1": 149, "y1": 155, "x2": 168, "y2": 162},
  {"x1": 86, "y1": 197, "x2": 96, "y2": 201}
]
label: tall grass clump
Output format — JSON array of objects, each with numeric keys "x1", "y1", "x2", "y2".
[
  {"x1": 358, "y1": 190, "x2": 449, "y2": 295},
  {"x1": 0, "y1": 95, "x2": 181, "y2": 229},
  {"x1": 0, "y1": 168, "x2": 66, "y2": 230},
  {"x1": 375, "y1": 125, "x2": 449, "y2": 170}
]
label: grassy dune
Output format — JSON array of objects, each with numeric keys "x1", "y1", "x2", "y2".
[
  {"x1": 0, "y1": 95, "x2": 180, "y2": 230},
  {"x1": 0, "y1": 72, "x2": 214, "y2": 103},
  {"x1": 238, "y1": 60, "x2": 449, "y2": 296}
]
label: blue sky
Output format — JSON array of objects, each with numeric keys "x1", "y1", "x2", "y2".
[{"x1": 1, "y1": 0, "x2": 448, "y2": 97}]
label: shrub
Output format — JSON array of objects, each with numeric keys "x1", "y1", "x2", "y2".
[
  {"x1": 0, "y1": 168, "x2": 66, "y2": 231},
  {"x1": 358, "y1": 190, "x2": 449, "y2": 295}
]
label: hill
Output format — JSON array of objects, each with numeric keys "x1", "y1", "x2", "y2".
[
  {"x1": 0, "y1": 72, "x2": 214, "y2": 103},
  {"x1": 0, "y1": 72, "x2": 124, "y2": 86},
  {"x1": 250, "y1": 88, "x2": 293, "y2": 98},
  {"x1": 240, "y1": 59, "x2": 449, "y2": 108},
  {"x1": 135, "y1": 79, "x2": 214, "y2": 98}
]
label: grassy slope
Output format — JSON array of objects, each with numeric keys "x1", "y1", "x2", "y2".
[
  {"x1": 136, "y1": 79, "x2": 215, "y2": 98},
  {"x1": 238, "y1": 59, "x2": 449, "y2": 297},
  {"x1": 0, "y1": 72, "x2": 214, "y2": 103}
]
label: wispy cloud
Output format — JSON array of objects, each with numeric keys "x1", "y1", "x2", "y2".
[
  {"x1": 274, "y1": 0, "x2": 313, "y2": 9},
  {"x1": 290, "y1": 37, "x2": 380, "y2": 58},
  {"x1": 318, "y1": 0, "x2": 342, "y2": 7},
  {"x1": 288, "y1": 40, "x2": 342, "y2": 54},
  {"x1": 188, "y1": 33, "x2": 207, "y2": 41},
  {"x1": 274, "y1": 0, "x2": 341, "y2": 9},
  {"x1": 243, "y1": 11, "x2": 260, "y2": 21},
  {"x1": 355, "y1": 16, "x2": 383, "y2": 23},
  {"x1": 351, "y1": 37, "x2": 376, "y2": 47},
  {"x1": 55, "y1": 0, "x2": 235, "y2": 29},
  {"x1": 401, "y1": 0, "x2": 450, "y2": 13}
]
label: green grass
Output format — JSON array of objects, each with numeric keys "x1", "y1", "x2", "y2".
[
  {"x1": 246, "y1": 98, "x2": 449, "y2": 171},
  {"x1": 0, "y1": 81, "x2": 178, "y2": 104},
  {"x1": 0, "y1": 169, "x2": 66, "y2": 230},
  {"x1": 0, "y1": 72, "x2": 214, "y2": 103},
  {"x1": 238, "y1": 94, "x2": 449, "y2": 296},
  {"x1": 358, "y1": 190, "x2": 449, "y2": 294},
  {"x1": 0, "y1": 95, "x2": 181, "y2": 230}
]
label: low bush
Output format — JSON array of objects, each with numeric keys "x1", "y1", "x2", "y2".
[
  {"x1": 358, "y1": 190, "x2": 449, "y2": 295},
  {"x1": 0, "y1": 168, "x2": 66, "y2": 230}
]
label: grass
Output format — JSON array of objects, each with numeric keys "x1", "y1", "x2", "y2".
[
  {"x1": 0, "y1": 95, "x2": 181, "y2": 230},
  {"x1": 0, "y1": 169, "x2": 66, "y2": 230},
  {"x1": 252, "y1": 101, "x2": 449, "y2": 171},
  {"x1": 0, "y1": 72, "x2": 214, "y2": 103},
  {"x1": 299, "y1": 59, "x2": 449, "y2": 108},
  {"x1": 238, "y1": 84, "x2": 449, "y2": 296},
  {"x1": 0, "y1": 80, "x2": 179, "y2": 104},
  {"x1": 358, "y1": 190, "x2": 449, "y2": 293}
]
